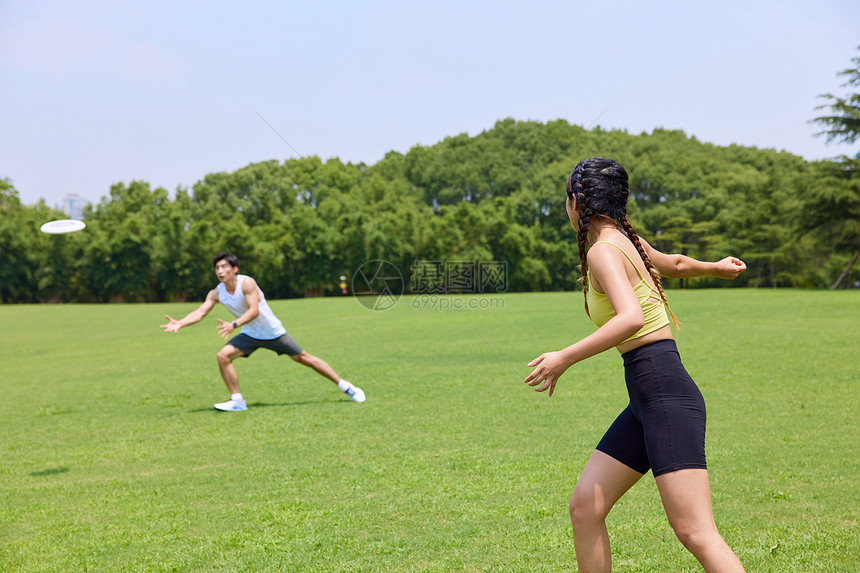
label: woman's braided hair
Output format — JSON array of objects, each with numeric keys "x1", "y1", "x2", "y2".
[{"x1": 567, "y1": 158, "x2": 679, "y2": 328}]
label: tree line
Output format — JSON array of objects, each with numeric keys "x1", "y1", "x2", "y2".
[{"x1": 2, "y1": 118, "x2": 858, "y2": 304}]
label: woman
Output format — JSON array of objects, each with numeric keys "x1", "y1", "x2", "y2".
[{"x1": 523, "y1": 158, "x2": 747, "y2": 572}]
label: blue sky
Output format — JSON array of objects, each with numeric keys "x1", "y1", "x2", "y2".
[{"x1": 2, "y1": 0, "x2": 858, "y2": 208}]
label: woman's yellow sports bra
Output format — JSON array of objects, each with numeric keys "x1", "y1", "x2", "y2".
[{"x1": 586, "y1": 241, "x2": 670, "y2": 343}]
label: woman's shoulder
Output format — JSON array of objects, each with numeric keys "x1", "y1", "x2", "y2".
[
  {"x1": 587, "y1": 241, "x2": 631, "y2": 281},
  {"x1": 588, "y1": 239, "x2": 634, "y2": 262},
  {"x1": 588, "y1": 238, "x2": 649, "y2": 285}
]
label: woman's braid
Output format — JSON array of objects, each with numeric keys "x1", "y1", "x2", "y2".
[
  {"x1": 569, "y1": 166, "x2": 592, "y2": 316},
  {"x1": 620, "y1": 215, "x2": 680, "y2": 328}
]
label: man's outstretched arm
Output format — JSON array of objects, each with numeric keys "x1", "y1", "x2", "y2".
[{"x1": 160, "y1": 289, "x2": 218, "y2": 333}]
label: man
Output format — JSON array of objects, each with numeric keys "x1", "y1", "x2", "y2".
[{"x1": 160, "y1": 252, "x2": 365, "y2": 411}]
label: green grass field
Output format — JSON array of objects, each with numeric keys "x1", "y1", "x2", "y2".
[{"x1": 1, "y1": 290, "x2": 858, "y2": 572}]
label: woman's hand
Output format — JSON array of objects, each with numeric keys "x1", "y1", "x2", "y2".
[
  {"x1": 523, "y1": 351, "x2": 572, "y2": 397},
  {"x1": 712, "y1": 257, "x2": 746, "y2": 279}
]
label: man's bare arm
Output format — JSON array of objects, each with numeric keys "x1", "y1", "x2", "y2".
[{"x1": 160, "y1": 289, "x2": 219, "y2": 333}]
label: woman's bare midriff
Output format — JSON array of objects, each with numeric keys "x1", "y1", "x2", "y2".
[{"x1": 616, "y1": 324, "x2": 673, "y2": 355}]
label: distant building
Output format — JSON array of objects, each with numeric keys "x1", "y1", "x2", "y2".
[{"x1": 62, "y1": 193, "x2": 89, "y2": 220}]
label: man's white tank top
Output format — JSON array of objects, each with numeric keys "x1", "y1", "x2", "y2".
[{"x1": 216, "y1": 275, "x2": 286, "y2": 340}]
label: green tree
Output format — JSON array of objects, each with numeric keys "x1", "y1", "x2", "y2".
[
  {"x1": 812, "y1": 46, "x2": 860, "y2": 155},
  {"x1": 0, "y1": 179, "x2": 38, "y2": 302},
  {"x1": 800, "y1": 160, "x2": 860, "y2": 288},
  {"x1": 82, "y1": 181, "x2": 170, "y2": 301},
  {"x1": 810, "y1": 47, "x2": 860, "y2": 287}
]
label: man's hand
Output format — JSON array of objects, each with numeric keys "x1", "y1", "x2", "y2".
[
  {"x1": 217, "y1": 319, "x2": 236, "y2": 341},
  {"x1": 160, "y1": 315, "x2": 182, "y2": 333}
]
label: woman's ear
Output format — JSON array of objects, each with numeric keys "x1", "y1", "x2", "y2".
[{"x1": 567, "y1": 194, "x2": 579, "y2": 231}]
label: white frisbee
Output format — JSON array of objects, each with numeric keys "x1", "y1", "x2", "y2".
[{"x1": 40, "y1": 219, "x2": 86, "y2": 234}]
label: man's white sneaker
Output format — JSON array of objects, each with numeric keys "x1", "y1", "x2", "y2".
[
  {"x1": 214, "y1": 399, "x2": 247, "y2": 411},
  {"x1": 346, "y1": 385, "x2": 366, "y2": 403}
]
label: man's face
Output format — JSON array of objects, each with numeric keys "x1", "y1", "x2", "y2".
[{"x1": 214, "y1": 260, "x2": 238, "y2": 282}]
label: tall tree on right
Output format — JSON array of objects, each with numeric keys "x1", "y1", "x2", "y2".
[
  {"x1": 810, "y1": 47, "x2": 860, "y2": 289},
  {"x1": 813, "y1": 47, "x2": 860, "y2": 154}
]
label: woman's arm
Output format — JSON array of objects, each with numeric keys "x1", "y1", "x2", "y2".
[
  {"x1": 640, "y1": 237, "x2": 746, "y2": 279},
  {"x1": 523, "y1": 243, "x2": 645, "y2": 396}
]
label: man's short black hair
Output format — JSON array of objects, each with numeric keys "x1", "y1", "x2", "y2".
[{"x1": 213, "y1": 252, "x2": 239, "y2": 268}]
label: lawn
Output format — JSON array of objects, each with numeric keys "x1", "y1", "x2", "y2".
[{"x1": 1, "y1": 289, "x2": 857, "y2": 572}]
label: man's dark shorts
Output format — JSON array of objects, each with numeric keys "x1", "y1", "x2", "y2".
[{"x1": 226, "y1": 333, "x2": 303, "y2": 357}]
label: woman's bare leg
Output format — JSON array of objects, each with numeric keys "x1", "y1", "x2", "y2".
[
  {"x1": 655, "y1": 469, "x2": 745, "y2": 572},
  {"x1": 570, "y1": 450, "x2": 645, "y2": 573}
]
